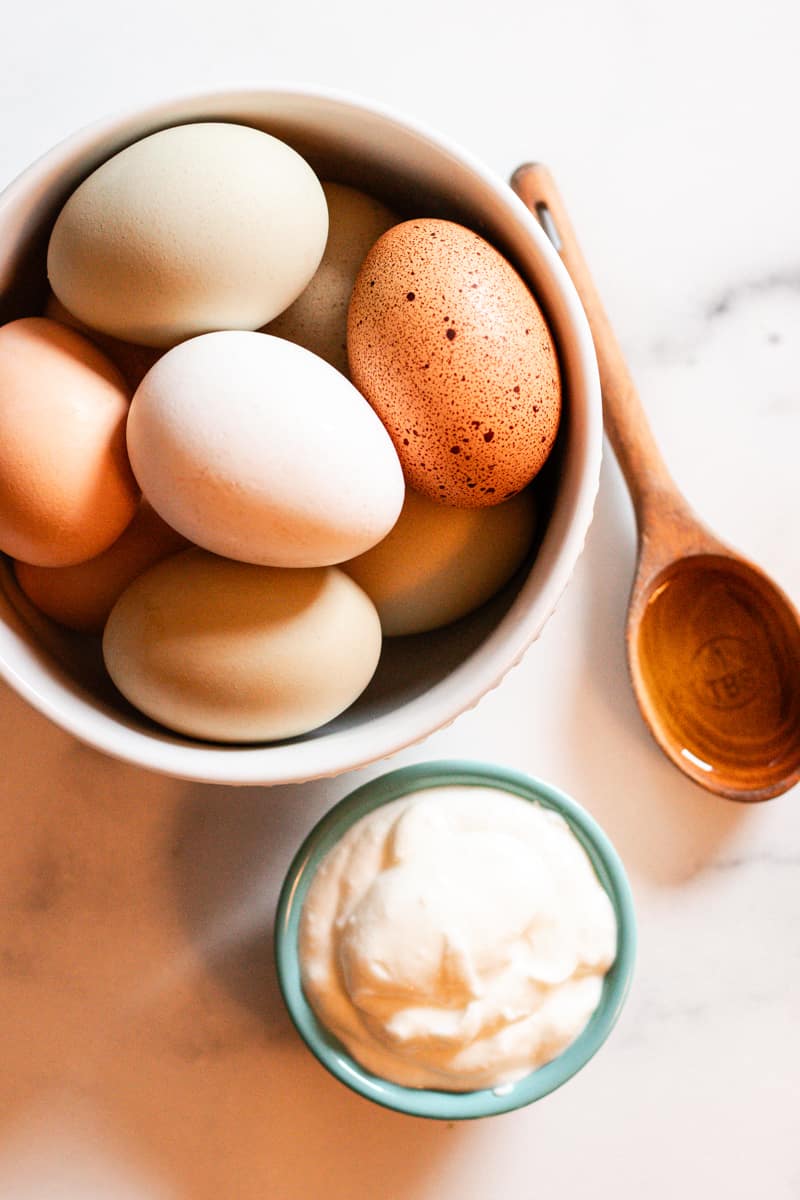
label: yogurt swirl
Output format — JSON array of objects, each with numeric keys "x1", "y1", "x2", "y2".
[{"x1": 299, "y1": 786, "x2": 617, "y2": 1092}]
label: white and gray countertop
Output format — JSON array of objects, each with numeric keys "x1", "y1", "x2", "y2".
[{"x1": 1, "y1": 2, "x2": 799, "y2": 1196}]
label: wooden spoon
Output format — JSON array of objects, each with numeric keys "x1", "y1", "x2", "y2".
[{"x1": 512, "y1": 162, "x2": 800, "y2": 801}]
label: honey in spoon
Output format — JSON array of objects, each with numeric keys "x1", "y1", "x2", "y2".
[{"x1": 636, "y1": 556, "x2": 800, "y2": 796}]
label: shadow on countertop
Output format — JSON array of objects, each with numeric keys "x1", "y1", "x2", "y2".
[
  {"x1": 160, "y1": 772, "x2": 476, "y2": 1200},
  {"x1": 167, "y1": 776, "x2": 344, "y2": 1040}
]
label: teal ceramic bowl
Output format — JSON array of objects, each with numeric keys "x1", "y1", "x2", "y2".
[{"x1": 274, "y1": 760, "x2": 636, "y2": 1119}]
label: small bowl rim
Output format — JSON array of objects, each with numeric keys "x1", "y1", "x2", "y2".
[{"x1": 274, "y1": 758, "x2": 637, "y2": 1119}]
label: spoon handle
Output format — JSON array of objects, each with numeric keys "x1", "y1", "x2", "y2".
[{"x1": 510, "y1": 163, "x2": 686, "y2": 532}]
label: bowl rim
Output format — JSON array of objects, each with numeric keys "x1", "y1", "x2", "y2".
[
  {"x1": 274, "y1": 758, "x2": 637, "y2": 1119},
  {"x1": 0, "y1": 84, "x2": 602, "y2": 785}
]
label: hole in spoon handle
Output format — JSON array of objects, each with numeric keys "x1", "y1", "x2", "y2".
[{"x1": 534, "y1": 201, "x2": 562, "y2": 252}]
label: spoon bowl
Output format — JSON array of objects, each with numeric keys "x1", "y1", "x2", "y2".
[
  {"x1": 632, "y1": 550, "x2": 800, "y2": 800},
  {"x1": 511, "y1": 163, "x2": 800, "y2": 801}
]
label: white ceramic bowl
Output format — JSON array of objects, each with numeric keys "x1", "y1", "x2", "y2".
[{"x1": 0, "y1": 85, "x2": 601, "y2": 785}]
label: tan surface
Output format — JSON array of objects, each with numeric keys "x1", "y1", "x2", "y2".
[{"x1": 0, "y1": 694, "x2": 463, "y2": 1198}]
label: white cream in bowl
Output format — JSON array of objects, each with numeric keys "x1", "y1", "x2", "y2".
[{"x1": 299, "y1": 785, "x2": 617, "y2": 1092}]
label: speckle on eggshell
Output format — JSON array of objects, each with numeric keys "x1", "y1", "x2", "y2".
[{"x1": 347, "y1": 218, "x2": 561, "y2": 507}]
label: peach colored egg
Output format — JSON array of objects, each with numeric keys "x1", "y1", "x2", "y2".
[
  {"x1": 14, "y1": 500, "x2": 188, "y2": 634},
  {"x1": 347, "y1": 219, "x2": 561, "y2": 507},
  {"x1": 0, "y1": 317, "x2": 138, "y2": 566},
  {"x1": 44, "y1": 292, "x2": 162, "y2": 390}
]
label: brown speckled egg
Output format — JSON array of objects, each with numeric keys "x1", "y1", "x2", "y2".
[{"x1": 347, "y1": 219, "x2": 561, "y2": 507}]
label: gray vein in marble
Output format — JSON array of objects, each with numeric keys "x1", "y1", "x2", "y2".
[
  {"x1": 610, "y1": 998, "x2": 709, "y2": 1052},
  {"x1": 708, "y1": 849, "x2": 800, "y2": 872},
  {"x1": 632, "y1": 998, "x2": 710, "y2": 1027},
  {"x1": 636, "y1": 267, "x2": 800, "y2": 369},
  {"x1": 706, "y1": 267, "x2": 800, "y2": 321},
  {"x1": 616, "y1": 972, "x2": 799, "y2": 1054}
]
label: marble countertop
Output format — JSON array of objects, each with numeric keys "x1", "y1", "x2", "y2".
[{"x1": 2, "y1": 2, "x2": 799, "y2": 1196}]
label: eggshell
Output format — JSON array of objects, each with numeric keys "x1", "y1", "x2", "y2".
[
  {"x1": 103, "y1": 549, "x2": 383, "y2": 742},
  {"x1": 347, "y1": 218, "x2": 561, "y2": 507},
  {"x1": 264, "y1": 182, "x2": 397, "y2": 375},
  {"x1": 343, "y1": 486, "x2": 536, "y2": 635},
  {"x1": 127, "y1": 331, "x2": 405, "y2": 568},
  {"x1": 14, "y1": 501, "x2": 189, "y2": 634},
  {"x1": 47, "y1": 122, "x2": 328, "y2": 348},
  {"x1": 43, "y1": 292, "x2": 162, "y2": 391},
  {"x1": 0, "y1": 317, "x2": 138, "y2": 566}
]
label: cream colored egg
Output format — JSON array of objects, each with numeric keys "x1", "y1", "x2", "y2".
[
  {"x1": 126, "y1": 331, "x2": 405, "y2": 568},
  {"x1": 343, "y1": 487, "x2": 537, "y2": 635},
  {"x1": 0, "y1": 317, "x2": 138, "y2": 567},
  {"x1": 47, "y1": 122, "x2": 328, "y2": 348},
  {"x1": 265, "y1": 182, "x2": 397, "y2": 375},
  {"x1": 103, "y1": 550, "x2": 383, "y2": 742}
]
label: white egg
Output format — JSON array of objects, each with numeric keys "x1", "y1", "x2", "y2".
[{"x1": 126, "y1": 331, "x2": 405, "y2": 568}]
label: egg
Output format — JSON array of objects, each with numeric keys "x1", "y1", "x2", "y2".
[
  {"x1": 14, "y1": 501, "x2": 189, "y2": 634},
  {"x1": 343, "y1": 486, "x2": 536, "y2": 635},
  {"x1": 347, "y1": 218, "x2": 561, "y2": 507},
  {"x1": 103, "y1": 549, "x2": 382, "y2": 742},
  {"x1": 126, "y1": 331, "x2": 405, "y2": 568},
  {"x1": 0, "y1": 317, "x2": 138, "y2": 566},
  {"x1": 47, "y1": 122, "x2": 328, "y2": 348},
  {"x1": 264, "y1": 182, "x2": 397, "y2": 375},
  {"x1": 43, "y1": 292, "x2": 162, "y2": 391}
]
